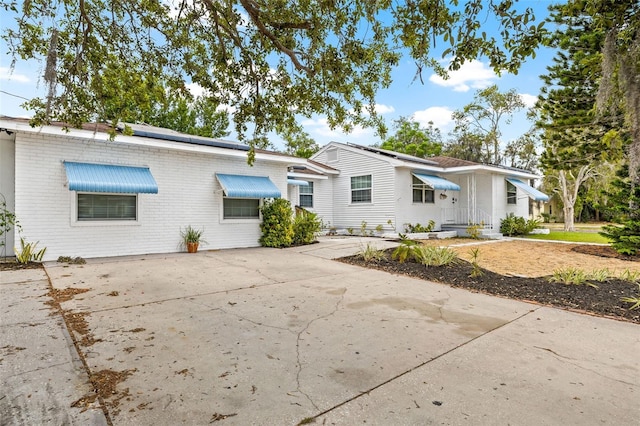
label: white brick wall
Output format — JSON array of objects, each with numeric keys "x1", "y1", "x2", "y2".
[{"x1": 14, "y1": 133, "x2": 288, "y2": 260}]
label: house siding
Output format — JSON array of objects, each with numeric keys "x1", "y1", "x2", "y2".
[
  {"x1": 14, "y1": 132, "x2": 287, "y2": 260},
  {"x1": 315, "y1": 146, "x2": 396, "y2": 232},
  {"x1": 395, "y1": 169, "x2": 449, "y2": 232}
]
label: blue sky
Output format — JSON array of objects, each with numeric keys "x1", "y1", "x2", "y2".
[{"x1": 0, "y1": 1, "x2": 557, "y2": 153}]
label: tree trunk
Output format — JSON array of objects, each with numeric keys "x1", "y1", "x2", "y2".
[{"x1": 563, "y1": 204, "x2": 575, "y2": 231}]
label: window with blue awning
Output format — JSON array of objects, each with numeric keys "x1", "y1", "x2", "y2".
[
  {"x1": 505, "y1": 178, "x2": 549, "y2": 202},
  {"x1": 216, "y1": 173, "x2": 281, "y2": 198},
  {"x1": 412, "y1": 172, "x2": 461, "y2": 191},
  {"x1": 63, "y1": 161, "x2": 158, "y2": 193}
]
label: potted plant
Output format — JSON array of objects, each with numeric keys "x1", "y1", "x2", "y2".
[{"x1": 180, "y1": 226, "x2": 206, "y2": 253}]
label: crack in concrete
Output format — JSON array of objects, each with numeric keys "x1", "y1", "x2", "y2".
[
  {"x1": 309, "y1": 307, "x2": 540, "y2": 421},
  {"x1": 294, "y1": 288, "x2": 347, "y2": 411},
  {"x1": 533, "y1": 346, "x2": 639, "y2": 388}
]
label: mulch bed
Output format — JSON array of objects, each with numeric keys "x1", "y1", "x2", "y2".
[
  {"x1": 338, "y1": 249, "x2": 640, "y2": 324},
  {"x1": 571, "y1": 244, "x2": 640, "y2": 261},
  {"x1": 0, "y1": 260, "x2": 44, "y2": 271}
]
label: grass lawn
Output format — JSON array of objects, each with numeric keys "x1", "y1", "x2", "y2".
[{"x1": 524, "y1": 231, "x2": 611, "y2": 244}]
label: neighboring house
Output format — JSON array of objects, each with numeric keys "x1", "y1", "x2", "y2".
[
  {"x1": 0, "y1": 118, "x2": 305, "y2": 260},
  {"x1": 308, "y1": 142, "x2": 548, "y2": 236}
]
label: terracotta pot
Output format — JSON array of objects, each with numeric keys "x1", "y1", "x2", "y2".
[{"x1": 186, "y1": 242, "x2": 199, "y2": 253}]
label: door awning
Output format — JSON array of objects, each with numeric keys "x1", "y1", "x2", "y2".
[
  {"x1": 216, "y1": 173, "x2": 281, "y2": 198},
  {"x1": 506, "y1": 178, "x2": 549, "y2": 201},
  {"x1": 287, "y1": 179, "x2": 309, "y2": 186},
  {"x1": 63, "y1": 161, "x2": 158, "y2": 193},
  {"x1": 412, "y1": 172, "x2": 461, "y2": 191}
]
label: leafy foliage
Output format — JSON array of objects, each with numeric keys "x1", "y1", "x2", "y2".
[
  {"x1": 620, "y1": 284, "x2": 640, "y2": 310},
  {"x1": 536, "y1": 0, "x2": 628, "y2": 231},
  {"x1": 292, "y1": 210, "x2": 322, "y2": 246},
  {"x1": 391, "y1": 239, "x2": 420, "y2": 264},
  {"x1": 548, "y1": 267, "x2": 597, "y2": 288},
  {"x1": 500, "y1": 214, "x2": 540, "y2": 237},
  {"x1": 379, "y1": 117, "x2": 442, "y2": 158},
  {"x1": 259, "y1": 198, "x2": 294, "y2": 248},
  {"x1": 282, "y1": 130, "x2": 319, "y2": 159},
  {"x1": 2, "y1": 1, "x2": 547, "y2": 149},
  {"x1": 413, "y1": 246, "x2": 457, "y2": 267},
  {"x1": 448, "y1": 85, "x2": 525, "y2": 165},
  {"x1": 14, "y1": 237, "x2": 46, "y2": 264},
  {"x1": 356, "y1": 243, "x2": 385, "y2": 262},
  {"x1": 180, "y1": 225, "x2": 206, "y2": 247},
  {"x1": 403, "y1": 220, "x2": 435, "y2": 233},
  {"x1": 1, "y1": 198, "x2": 20, "y2": 255},
  {"x1": 600, "y1": 165, "x2": 640, "y2": 255}
]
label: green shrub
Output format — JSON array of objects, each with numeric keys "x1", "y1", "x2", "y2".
[
  {"x1": 548, "y1": 267, "x2": 598, "y2": 288},
  {"x1": 292, "y1": 210, "x2": 322, "y2": 245},
  {"x1": 469, "y1": 247, "x2": 483, "y2": 277},
  {"x1": 600, "y1": 221, "x2": 640, "y2": 255},
  {"x1": 392, "y1": 239, "x2": 420, "y2": 263},
  {"x1": 414, "y1": 246, "x2": 458, "y2": 266},
  {"x1": 403, "y1": 220, "x2": 435, "y2": 233},
  {"x1": 466, "y1": 223, "x2": 483, "y2": 239},
  {"x1": 14, "y1": 237, "x2": 47, "y2": 264},
  {"x1": 356, "y1": 243, "x2": 385, "y2": 262},
  {"x1": 259, "y1": 198, "x2": 294, "y2": 248},
  {"x1": 500, "y1": 214, "x2": 541, "y2": 236}
]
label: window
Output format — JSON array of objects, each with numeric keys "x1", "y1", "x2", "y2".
[
  {"x1": 351, "y1": 175, "x2": 372, "y2": 203},
  {"x1": 412, "y1": 176, "x2": 435, "y2": 204},
  {"x1": 507, "y1": 181, "x2": 517, "y2": 204},
  {"x1": 299, "y1": 182, "x2": 314, "y2": 208},
  {"x1": 223, "y1": 198, "x2": 260, "y2": 219},
  {"x1": 77, "y1": 193, "x2": 137, "y2": 221}
]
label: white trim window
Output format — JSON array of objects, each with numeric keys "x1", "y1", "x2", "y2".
[
  {"x1": 507, "y1": 181, "x2": 517, "y2": 205},
  {"x1": 223, "y1": 198, "x2": 260, "y2": 219},
  {"x1": 412, "y1": 176, "x2": 435, "y2": 203},
  {"x1": 351, "y1": 175, "x2": 372, "y2": 203},
  {"x1": 299, "y1": 182, "x2": 314, "y2": 208},
  {"x1": 77, "y1": 193, "x2": 137, "y2": 221}
]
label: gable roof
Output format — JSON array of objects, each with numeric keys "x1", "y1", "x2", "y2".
[
  {"x1": 312, "y1": 141, "x2": 540, "y2": 179},
  {"x1": 0, "y1": 116, "x2": 305, "y2": 165}
]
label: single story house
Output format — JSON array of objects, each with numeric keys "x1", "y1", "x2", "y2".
[
  {"x1": 1, "y1": 117, "x2": 548, "y2": 261},
  {"x1": 300, "y1": 142, "x2": 548, "y2": 237},
  {"x1": 0, "y1": 118, "x2": 305, "y2": 260}
]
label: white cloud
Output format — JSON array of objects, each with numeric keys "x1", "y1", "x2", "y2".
[
  {"x1": 412, "y1": 106, "x2": 454, "y2": 129},
  {"x1": 428, "y1": 60, "x2": 497, "y2": 92},
  {"x1": 0, "y1": 67, "x2": 30, "y2": 83},
  {"x1": 375, "y1": 104, "x2": 395, "y2": 114},
  {"x1": 301, "y1": 117, "x2": 373, "y2": 139},
  {"x1": 185, "y1": 82, "x2": 206, "y2": 98},
  {"x1": 519, "y1": 93, "x2": 538, "y2": 108}
]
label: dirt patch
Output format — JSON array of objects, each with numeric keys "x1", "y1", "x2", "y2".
[
  {"x1": 72, "y1": 369, "x2": 135, "y2": 414},
  {"x1": 418, "y1": 239, "x2": 640, "y2": 278},
  {"x1": 339, "y1": 240, "x2": 640, "y2": 324}
]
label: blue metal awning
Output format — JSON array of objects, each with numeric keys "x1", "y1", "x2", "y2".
[
  {"x1": 506, "y1": 178, "x2": 549, "y2": 202},
  {"x1": 64, "y1": 161, "x2": 158, "y2": 193},
  {"x1": 287, "y1": 179, "x2": 309, "y2": 186},
  {"x1": 216, "y1": 173, "x2": 281, "y2": 198},
  {"x1": 412, "y1": 172, "x2": 461, "y2": 191}
]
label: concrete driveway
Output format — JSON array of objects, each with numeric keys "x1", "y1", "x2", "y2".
[{"x1": 2, "y1": 237, "x2": 639, "y2": 425}]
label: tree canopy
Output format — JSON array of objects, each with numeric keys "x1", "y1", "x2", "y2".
[
  {"x1": 379, "y1": 117, "x2": 442, "y2": 158},
  {"x1": 2, "y1": 0, "x2": 546, "y2": 151},
  {"x1": 450, "y1": 84, "x2": 525, "y2": 165}
]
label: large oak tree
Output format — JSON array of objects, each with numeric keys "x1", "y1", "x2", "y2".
[{"x1": 2, "y1": 0, "x2": 545, "y2": 155}]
